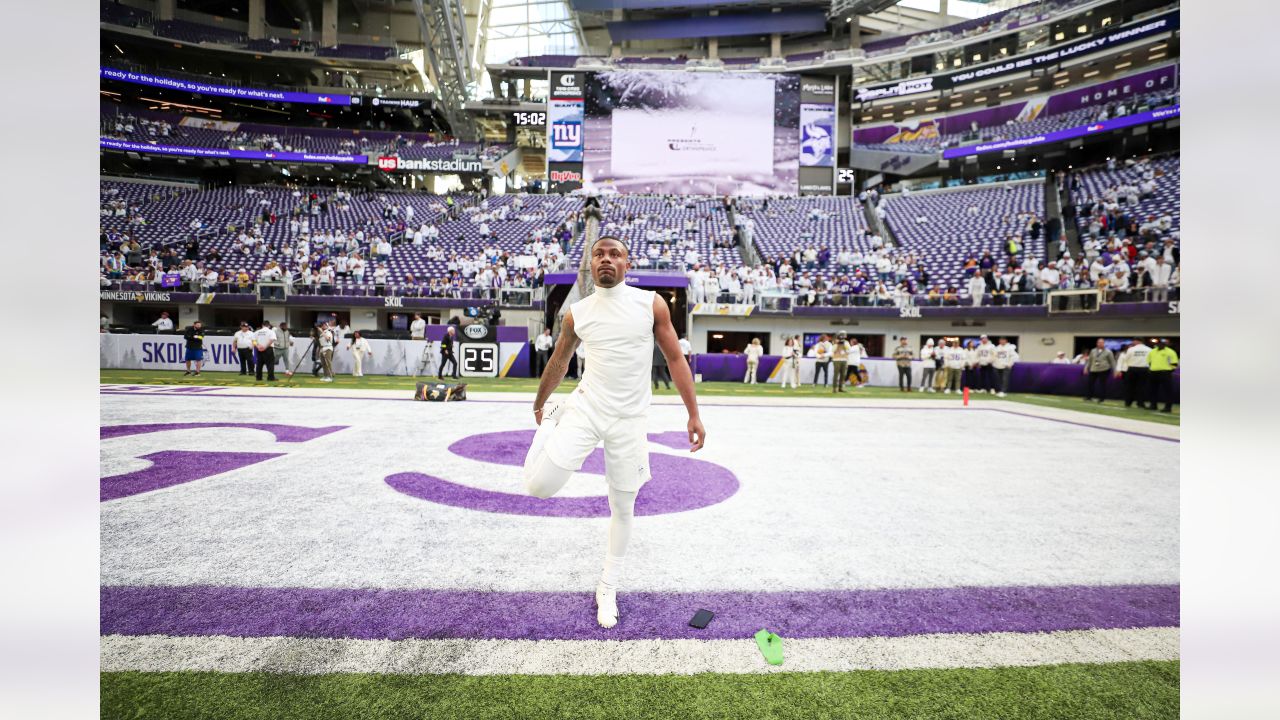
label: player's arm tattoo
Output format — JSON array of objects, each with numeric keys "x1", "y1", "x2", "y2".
[{"x1": 533, "y1": 311, "x2": 579, "y2": 412}]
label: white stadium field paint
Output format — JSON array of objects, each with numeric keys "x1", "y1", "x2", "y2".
[
  {"x1": 101, "y1": 627, "x2": 1179, "y2": 676},
  {"x1": 102, "y1": 387, "x2": 1178, "y2": 592},
  {"x1": 100, "y1": 384, "x2": 1178, "y2": 680}
]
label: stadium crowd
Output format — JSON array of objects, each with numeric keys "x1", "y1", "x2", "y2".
[
  {"x1": 99, "y1": 184, "x2": 578, "y2": 299},
  {"x1": 99, "y1": 154, "x2": 1178, "y2": 308}
]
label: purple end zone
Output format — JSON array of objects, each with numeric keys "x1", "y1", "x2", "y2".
[
  {"x1": 101, "y1": 450, "x2": 284, "y2": 501},
  {"x1": 101, "y1": 423, "x2": 347, "y2": 443},
  {"x1": 386, "y1": 430, "x2": 739, "y2": 517},
  {"x1": 646, "y1": 431, "x2": 692, "y2": 450},
  {"x1": 100, "y1": 583, "x2": 1179, "y2": 642}
]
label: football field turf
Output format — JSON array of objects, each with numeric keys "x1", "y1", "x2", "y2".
[
  {"x1": 99, "y1": 376, "x2": 1179, "y2": 718},
  {"x1": 103, "y1": 661, "x2": 1178, "y2": 719}
]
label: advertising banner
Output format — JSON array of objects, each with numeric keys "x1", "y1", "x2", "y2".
[
  {"x1": 1044, "y1": 64, "x2": 1179, "y2": 114},
  {"x1": 1015, "y1": 95, "x2": 1049, "y2": 123},
  {"x1": 547, "y1": 71, "x2": 585, "y2": 164},
  {"x1": 100, "y1": 139, "x2": 368, "y2": 164},
  {"x1": 690, "y1": 303, "x2": 754, "y2": 317},
  {"x1": 799, "y1": 76, "x2": 835, "y2": 170},
  {"x1": 546, "y1": 162, "x2": 584, "y2": 193},
  {"x1": 852, "y1": 10, "x2": 1178, "y2": 103},
  {"x1": 541, "y1": 271, "x2": 687, "y2": 288},
  {"x1": 941, "y1": 105, "x2": 1179, "y2": 158},
  {"x1": 101, "y1": 67, "x2": 353, "y2": 106},
  {"x1": 100, "y1": 333, "x2": 532, "y2": 378},
  {"x1": 375, "y1": 156, "x2": 484, "y2": 173},
  {"x1": 799, "y1": 104, "x2": 835, "y2": 167},
  {"x1": 853, "y1": 65, "x2": 1178, "y2": 148}
]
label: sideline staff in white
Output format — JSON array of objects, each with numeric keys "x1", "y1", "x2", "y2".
[
  {"x1": 349, "y1": 331, "x2": 373, "y2": 377},
  {"x1": 234, "y1": 322, "x2": 256, "y2": 375},
  {"x1": 744, "y1": 338, "x2": 764, "y2": 384},
  {"x1": 780, "y1": 336, "x2": 802, "y2": 389},
  {"x1": 812, "y1": 335, "x2": 832, "y2": 387},
  {"x1": 410, "y1": 313, "x2": 427, "y2": 340},
  {"x1": 919, "y1": 338, "x2": 937, "y2": 392},
  {"x1": 151, "y1": 312, "x2": 174, "y2": 332},
  {"x1": 533, "y1": 328, "x2": 555, "y2": 377},
  {"x1": 523, "y1": 236, "x2": 705, "y2": 629},
  {"x1": 974, "y1": 336, "x2": 996, "y2": 393},
  {"x1": 1116, "y1": 337, "x2": 1152, "y2": 408},
  {"x1": 252, "y1": 320, "x2": 276, "y2": 382},
  {"x1": 992, "y1": 337, "x2": 1019, "y2": 397}
]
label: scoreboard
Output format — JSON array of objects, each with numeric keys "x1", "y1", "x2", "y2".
[
  {"x1": 510, "y1": 111, "x2": 546, "y2": 127},
  {"x1": 458, "y1": 322, "x2": 500, "y2": 378}
]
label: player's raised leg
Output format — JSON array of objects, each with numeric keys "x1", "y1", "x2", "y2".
[
  {"x1": 523, "y1": 403, "x2": 599, "y2": 498},
  {"x1": 524, "y1": 310, "x2": 585, "y2": 499}
]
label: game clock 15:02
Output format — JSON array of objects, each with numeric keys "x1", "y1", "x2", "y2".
[{"x1": 511, "y1": 111, "x2": 546, "y2": 127}]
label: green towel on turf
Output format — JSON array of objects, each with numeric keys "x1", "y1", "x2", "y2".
[{"x1": 754, "y1": 629, "x2": 784, "y2": 666}]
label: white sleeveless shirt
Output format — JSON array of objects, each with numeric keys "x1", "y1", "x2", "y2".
[{"x1": 569, "y1": 282, "x2": 656, "y2": 419}]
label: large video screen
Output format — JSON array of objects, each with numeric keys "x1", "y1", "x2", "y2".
[{"x1": 582, "y1": 71, "x2": 799, "y2": 196}]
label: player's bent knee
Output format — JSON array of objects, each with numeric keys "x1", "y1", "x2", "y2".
[{"x1": 523, "y1": 455, "x2": 571, "y2": 499}]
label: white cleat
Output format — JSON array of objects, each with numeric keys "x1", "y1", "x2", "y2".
[
  {"x1": 997, "y1": 391, "x2": 1007, "y2": 398},
  {"x1": 595, "y1": 584, "x2": 619, "y2": 629}
]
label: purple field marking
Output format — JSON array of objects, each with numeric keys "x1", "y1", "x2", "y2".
[
  {"x1": 101, "y1": 450, "x2": 284, "y2": 501},
  {"x1": 646, "y1": 431, "x2": 691, "y2": 450},
  {"x1": 101, "y1": 422, "x2": 347, "y2": 443},
  {"x1": 100, "y1": 583, "x2": 1179, "y2": 641},
  {"x1": 386, "y1": 429, "x2": 740, "y2": 517},
  {"x1": 99, "y1": 390, "x2": 1178, "y2": 442}
]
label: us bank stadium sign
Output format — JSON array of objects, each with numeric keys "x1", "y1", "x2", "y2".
[
  {"x1": 376, "y1": 156, "x2": 484, "y2": 173},
  {"x1": 101, "y1": 290, "x2": 174, "y2": 302}
]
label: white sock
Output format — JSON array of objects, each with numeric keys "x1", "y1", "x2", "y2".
[{"x1": 600, "y1": 553, "x2": 625, "y2": 590}]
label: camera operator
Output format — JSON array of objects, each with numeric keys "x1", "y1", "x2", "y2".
[{"x1": 318, "y1": 322, "x2": 335, "y2": 382}]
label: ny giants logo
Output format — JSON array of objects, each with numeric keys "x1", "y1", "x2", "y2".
[{"x1": 551, "y1": 121, "x2": 581, "y2": 148}]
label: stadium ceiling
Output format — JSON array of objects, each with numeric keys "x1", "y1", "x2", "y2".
[
  {"x1": 827, "y1": 0, "x2": 901, "y2": 20},
  {"x1": 570, "y1": 0, "x2": 827, "y2": 9},
  {"x1": 411, "y1": 0, "x2": 480, "y2": 140}
]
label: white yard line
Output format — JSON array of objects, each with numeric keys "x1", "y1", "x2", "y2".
[
  {"x1": 100, "y1": 383, "x2": 1178, "y2": 440},
  {"x1": 101, "y1": 627, "x2": 1178, "y2": 676}
]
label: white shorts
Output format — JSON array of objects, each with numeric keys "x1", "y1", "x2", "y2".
[{"x1": 543, "y1": 398, "x2": 651, "y2": 493}]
